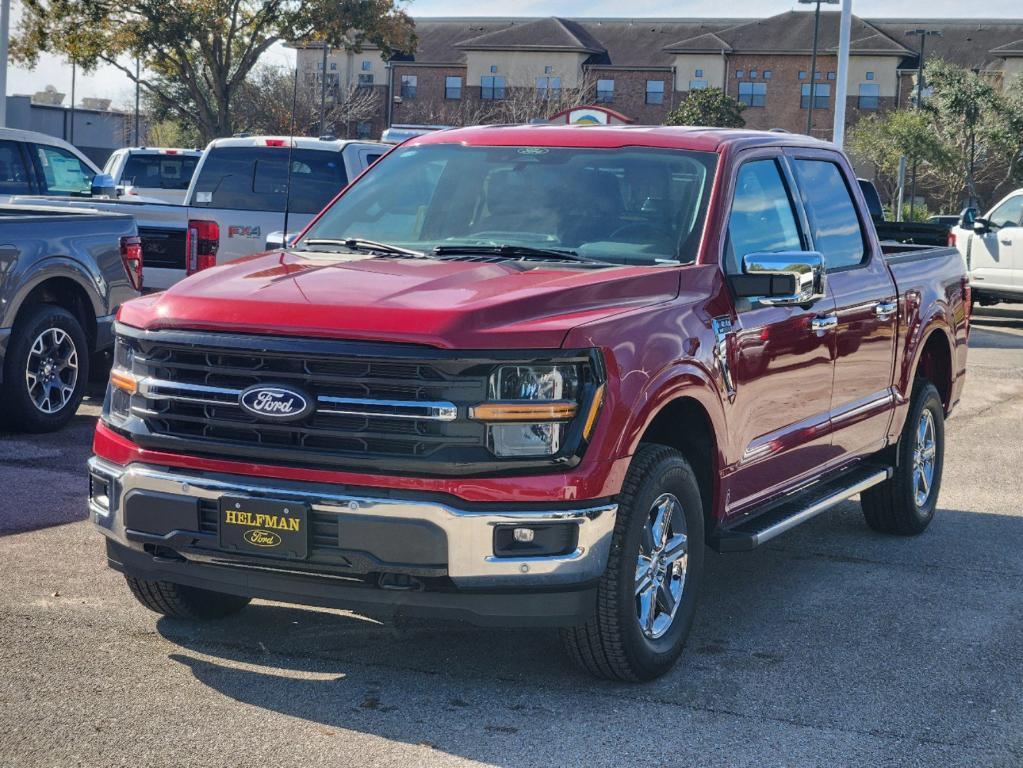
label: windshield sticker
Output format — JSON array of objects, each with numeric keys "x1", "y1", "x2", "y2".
[
  {"x1": 517, "y1": 148, "x2": 550, "y2": 156},
  {"x1": 195, "y1": 191, "x2": 212, "y2": 203}
]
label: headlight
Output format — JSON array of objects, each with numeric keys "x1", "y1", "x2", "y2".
[
  {"x1": 471, "y1": 364, "x2": 585, "y2": 458},
  {"x1": 103, "y1": 336, "x2": 137, "y2": 426}
]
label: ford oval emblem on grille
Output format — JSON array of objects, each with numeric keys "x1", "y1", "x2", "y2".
[{"x1": 239, "y1": 384, "x2": 314, "y2": 422}]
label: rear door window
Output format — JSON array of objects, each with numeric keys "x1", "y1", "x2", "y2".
[
  {"x1": 121, "y1": 155, "x2": 199, "y2": 191},
  {"x1": 725, "y1": 159, "x2": 803, "y2": 274},
  {"x1": 33, "y1": 144, "x2": 95, "y2": 196},
  {"x1": 0, "y1": 141, "x2": 33, "y2": 195},
  {"x1": 792, "y1": 159, "x2": 867, "y2": 270},
  {"x1": 190, "y1": 147, "x2": 348, "y2": 213}
]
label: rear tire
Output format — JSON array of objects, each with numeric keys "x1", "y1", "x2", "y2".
[
  {"x1": 1, "y1": 304, "x2": 90, "y2": 432},
  {"x1": 125, "y1": 576, "x2": 251, "y2": 620},
  {"x1": 861, "y1": 380, "x2": 944, "y2": 535},
  {"x1": 560, "y1": 444, "x2": 704, "y2": 681}
]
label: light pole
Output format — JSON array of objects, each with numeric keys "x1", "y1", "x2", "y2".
[
  {"x1": 319, "y1": 42, "x2": 330, "y2": 136},
  {"x1": 799, "y1": 0, "x2": 838, "y2": 137},
  {"x1": 0, "y1": 0, "x2": 10, "y2": 127},
  {"x1": 134, "y1": 57, "x2": 141, "y2": 145},
  {"x1": 905, "y1": 28, "x2": 941, "y2": 219},
  {"x1": 69, "y1": 59, "x2": 77, "y2": 145}
]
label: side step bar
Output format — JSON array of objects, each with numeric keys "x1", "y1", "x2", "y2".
[{"x1": 710, "y1": 466, "x2": 892, "y2": 553}]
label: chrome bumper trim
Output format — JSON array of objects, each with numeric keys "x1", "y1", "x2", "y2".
[{"x1": 88, "y1": 458, "x2": 616, "y2": 587}]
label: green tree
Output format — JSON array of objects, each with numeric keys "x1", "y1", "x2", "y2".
[
  {"x1": 664, "y1": 88, "x2": 746, "y2": 128},
  {"x1": 12, "y1": 0, "x2": 415, "y2": 141}
]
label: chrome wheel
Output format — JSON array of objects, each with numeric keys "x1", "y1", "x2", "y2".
[
  {"x1": 912, "y1": 409, "x2": 937, "y2": 508},
  {"x1": 25, "y1": 328, "x2": 79, "y2": 414},
  {"x1": 635, "y1": 492, "x2": 688, "y2": 640}
]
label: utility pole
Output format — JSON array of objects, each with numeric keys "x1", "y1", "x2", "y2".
[
  {"x1": 134, "y1": 57, "x2": 141, "y2": 145},
  {"x1": 906, "y1": 28, "x2": 941, "y2": 219},
  {"x1": 319, "y1": 43, "x2": 329, "y2": 136},
  {"x1": 831, "y1": 0, "x2": 852, "y2": 146},
  {"x1": 0, "y1": 0, "x2": 10, "y2": 127},
  {"x1": 799, "y1": 0, "x2": 838, "y2": 137},
  {"x1": 70, "y1": 59, "x2": 77, "y2": 145}
]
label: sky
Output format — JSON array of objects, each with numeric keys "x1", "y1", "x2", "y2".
[{"x1": 6, "y1": 0, "x2": 1022, "y2": 106}]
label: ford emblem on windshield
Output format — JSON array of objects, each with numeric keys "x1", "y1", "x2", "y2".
[{"x1": 239, "y1": 384, "x2": 314, "y2": 422}]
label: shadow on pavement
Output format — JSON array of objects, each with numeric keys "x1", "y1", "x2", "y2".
[{"x1": 153, "y1": 504, "x2": 1023, "y2": 767}]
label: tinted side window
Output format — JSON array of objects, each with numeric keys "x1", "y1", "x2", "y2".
[
  {"x1": 191, "y1": 147, "x2": 348, "y2": 214},
  {"x1": 988, "y1": 196, "x2": 1023, "y2": 229},
  {"x1": 0, "y1": 141, "x2": 32, "y2": 195},
  {"x1": 725, "y1": 159, "x2": 802, "y2": 274},
  {"x1": 34, "y1": 144, "x2": 94, "y2": 196},
  {"x1": 793, "y1": 159, "x2": 866, "y2": 270}
]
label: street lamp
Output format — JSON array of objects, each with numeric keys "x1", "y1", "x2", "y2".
[
  {"x1": 799, "y1": 0, "x2": 839, "y2": 137},
  {"x1": 905, "y1": 28, "x2": 942, "y2": 218}
]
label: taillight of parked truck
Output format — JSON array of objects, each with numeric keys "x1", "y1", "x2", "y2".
[
  {"x1": 947, "y1": 231, "x2": 957, "y2": 248},
  {"x1": 186, "y1": 219, "x2": 220, "y2": 275},
  {"x1": 120, "y1": 235, "x2": 144, "y2": 291}
]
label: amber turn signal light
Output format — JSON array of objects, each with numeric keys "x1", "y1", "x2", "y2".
[
  {"x1": 109, "y1": 368, "x2": 138, "y2": 395},
  {"x1": 469, "y1": 401, "x2": 578, "y2": 422},
  {"x1": 582, "y1": 384, "x2": 605, "y2": 440}
]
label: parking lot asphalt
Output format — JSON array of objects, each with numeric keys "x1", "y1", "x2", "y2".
[{"x1": 1, "y1": 308, "x2": 1022, "y2": 768}]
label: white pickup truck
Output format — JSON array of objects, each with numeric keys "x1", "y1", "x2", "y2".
[
  {"x1": 949, "y1": 189, "x2": 1023, "y2": 306},
  {"x1": 11, "y1": 136, "x2": 386, "y2": 290},
  {"x1": 102, "y1": 147, "x2": 203, "y2": 204}
]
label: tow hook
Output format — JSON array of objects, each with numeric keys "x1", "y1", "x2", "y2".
[{"x1": 377, "y1": 573, "x2": 425, "y2": 591}]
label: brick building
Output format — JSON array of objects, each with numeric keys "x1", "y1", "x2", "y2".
[{"x1": 294, "y1": 13, "x2": 1023, "y2": 140}]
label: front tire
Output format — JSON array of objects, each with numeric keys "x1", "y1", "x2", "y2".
[
  {"x1": 560, "y1": 444, "x2": 704, "y2": 681},
  {"x1": 1, "y1": 305, "x2": 90, "y2": 432},
  {"x1": 861, "y1": 380, "x2": 945, "y2": 535},
  {"x1": 125, "y1": 576, "x2": 251, "y2": 620}
]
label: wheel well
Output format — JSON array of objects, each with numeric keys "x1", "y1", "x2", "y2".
[
  {"x1": 17, "y1": 278, "x2": 97, "y2": 349},
  {"x1": 638, "y1": 397, "x2": 718, "y2": 532},
  {"x1": 916, "y1": 331, "x2": 952, "y2": 411}
]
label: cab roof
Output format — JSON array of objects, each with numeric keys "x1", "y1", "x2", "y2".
[
  {"x1": 408, "y1": 124, "x2": 833, "y2": 153},
  {"x1": 205, "y1": 135, "x2": 383, "y2": 151}
]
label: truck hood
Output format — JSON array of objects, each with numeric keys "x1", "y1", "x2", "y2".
[{"x1": 119, "y1": 250, "x2": 680, "y2": 349}]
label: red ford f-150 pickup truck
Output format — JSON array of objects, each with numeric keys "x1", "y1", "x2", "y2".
[{"x1": 88, "y1": 126, "x2": 969, "y2": 681}]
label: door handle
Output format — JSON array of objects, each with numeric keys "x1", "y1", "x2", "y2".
[
  {"x1": 1000, "y1": 238, "x2": 1013, "y2": 246},
  {"x1": 874, "y1": 300, "x2": 898, "y2": 319},
  {"x1": 810, "y1": 314, "x2": 838, "y2": 333}
]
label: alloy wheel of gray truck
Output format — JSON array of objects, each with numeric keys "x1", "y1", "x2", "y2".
[
  {"x1": 861, "y1": 380, "x2": 945, "y2": 535},
  {"x1": 1, "y1": 305, "x2": 90, "y2": 433},
  {"x1": 125, "y1": 576, "x2": 251, "y2": 620},
  {"x1": 560, "y1": 444, "x2": 704, "y2": 681}
]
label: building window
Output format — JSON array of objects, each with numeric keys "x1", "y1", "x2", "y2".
[
  {"x1": 596, "y1": 78, "x2": 614, "y2": 103},
  {"x1": 735, "y1": 70, "x2": 744, "y2": 78},
  {"x1": 827, "y1": 71, "x2": 836, "y2": 80},
  {"x1": 361, "y1": 60, "x2": 372, "y2": 72},
  {"x1": 689, "y1": 79, "x2": 708, "y2": 90},
  {"x1": 490, "y1": 65, "x2": 498, "y2": 74},
  {"x1": 764, "y1": 70, "x2": 772, "y2": 79},
  {"x1": 445, "y1": 76, "x2": 462, "y2": 100},
  {"x1": 481, "y1": 75, "x2": 506, "y2": 100},
  {"x1": 536, "y1": 76, "x2": 561, "y2": 99},
  {"x1": 814, "y1": 71, "x2": 822, "y2": 80},
  {"x1": 799, "y1": 71, "x2": 807, "y2": 80},
  {"x1": 544, "y1": 65, "x2": 553, "y2": 74},
  {"x1": 866, "y1": 71, "x2": 875, "y2": 80},
  {"x1": 858, "y1": 83, "x2": 880, "y2": 109},
  {"x1": 695, "y1": 68, "x2": 704, "y2": 77},
  {"x1": 356, "y1": 121, "x2": 372, "y2": 139},
  {"x1": 330, "y1": 62, "x2": 337, "y2": 71},
  {"x1": 400, "y1": 74, "x2": 417, "y2": 99},
  {"x1": 738, "y1": 81, "x2": 767, "y2": 107},
  {"x1": 358, "y1": 73, "x2": 374, "y2": 88},
  {"x1": 750, "y1": 69, "x2": 758, "y2": 79},
  {"x1": 800, "y1": 83, "x2": 830, "y2": 109},
  {"x1": 316, "y1": 61, "x2": 323, "y2": 70},
  {"x1": 646, "y1": 80, "x2": 665, "y2": 105}
]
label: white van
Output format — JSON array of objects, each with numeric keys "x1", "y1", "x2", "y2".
[
  {"x1": 950, "y1": 189, "x2": 1023, "y2": 305},
  {"x1": 103, "y1": 148, "x2": 202, "y2": 204}
]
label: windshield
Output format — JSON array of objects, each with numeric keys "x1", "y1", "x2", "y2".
[
  {"x1": 299, "y1": 144, "x2": 718, "y2": 266},
  {"x1": 121, "y1": 154, "x2": 199, "y2": 191}
]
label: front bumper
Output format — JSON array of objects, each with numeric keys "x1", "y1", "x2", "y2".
[{"x1": 89, "y1": 458, "x2": 617, "y2": 626}]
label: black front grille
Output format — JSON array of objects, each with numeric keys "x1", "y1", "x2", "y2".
[{"x1": 122, "y1": 330, "x2": 493, "y2": 470}]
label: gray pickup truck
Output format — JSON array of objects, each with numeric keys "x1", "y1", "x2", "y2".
[{"x1": 0, "y1": 205, "x2": 141, "y2": 431}]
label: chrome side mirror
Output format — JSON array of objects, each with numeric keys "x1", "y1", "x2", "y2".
[
  {"x1": 735, "y1": 251, "x2": 827, "y2": 306},
  {"x1": 90, "y1": 173, "x2": 117, "y2": 198}
]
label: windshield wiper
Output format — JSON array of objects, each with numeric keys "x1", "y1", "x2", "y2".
[
  {"x1": 301, "y1": 238, "x2": 426, "y2": 258},
  {"x1": 432, "y1": 244, "x2": 609, "y2": 265}
]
